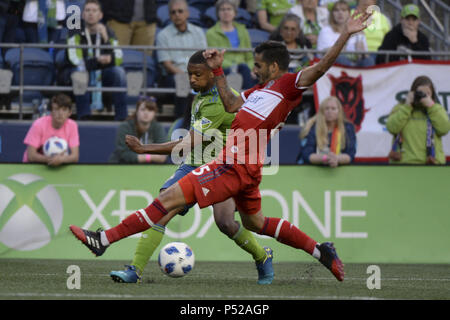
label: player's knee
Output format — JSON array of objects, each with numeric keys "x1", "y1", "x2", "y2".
[
  {"x1": 216, "y1": 219, "x2": 239, "y2": 237},
  {"x1": 241, "y1": 213, "x2": 264, "y2": 233}
]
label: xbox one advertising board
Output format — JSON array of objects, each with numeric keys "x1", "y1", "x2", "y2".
[{"x1": 0, "y1": 164, "x2": 449, "y2": 263}]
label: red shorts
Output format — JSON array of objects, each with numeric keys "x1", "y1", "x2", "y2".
[{"x1": 178, "y1": 161, "x2": 262, "y2": 215}]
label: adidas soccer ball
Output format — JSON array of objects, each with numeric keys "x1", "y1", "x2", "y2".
[
  {"x1": 43, "y1": 136, "x2": 68, "y2": 157},
  {"x1": 158, "y1": 242, "x2": 195, "y2": 278}
]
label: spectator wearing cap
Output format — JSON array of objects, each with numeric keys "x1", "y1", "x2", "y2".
[{"x1": 376, "y1": 3, "x2": 430, "y2": 64}]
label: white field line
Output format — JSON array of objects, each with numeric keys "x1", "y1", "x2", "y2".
[
  {"x1": 12, "y1": 273, "x2": 450, "y2": 282},
  {"x1": 0, "y1": 292, "x2": 385, "y2": 300}
]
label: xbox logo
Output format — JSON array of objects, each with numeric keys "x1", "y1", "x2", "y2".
[{"x1": 0, "y1": 173, "x2": 63, "y2": 251}]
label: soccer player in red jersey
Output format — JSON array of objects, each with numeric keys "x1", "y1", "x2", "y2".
[{"x1": 70, "y1": 10, "x2": 373, "y2": 282}]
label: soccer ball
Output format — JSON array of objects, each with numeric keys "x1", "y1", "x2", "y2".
[
  {"x1": 43, "y1": 136, "x2": 68, "y2": 157},
  {"x1": 158, "y1": 242, "x2": 195, "y2": 278}
]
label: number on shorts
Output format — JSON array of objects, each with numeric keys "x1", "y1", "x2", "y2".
[{"x1": 192, "y1": 165, "x2": 211, "y2": 176}]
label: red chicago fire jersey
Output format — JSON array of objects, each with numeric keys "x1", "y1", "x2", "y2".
[{"x1": 220, "y1": 71, "x2": 308, "y2": 176}]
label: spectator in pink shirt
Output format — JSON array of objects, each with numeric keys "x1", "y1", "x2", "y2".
[{"x1": 23, "y1": 94, "x2": 80, "y2": 166}]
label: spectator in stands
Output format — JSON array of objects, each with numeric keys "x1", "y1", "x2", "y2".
[
  {"x1": 156, "y1": 0, "x2": 207, "y2": 118},
  {"x1": 0, "y1": 0, "x2": 24, "y2": 56},
  {"x1": 61, "y1": 0, "x2": 128, "y2": 121},
  {"x1": 317, "y1": 0, "x2": 374, "y2": 67},
  {"x1": 100, "y1": 0, "x2": 157, "y2": 56},
  {"x1": 109, "y1": 96, "x2": 168, "y2": 164},
  {"x1": 22, "y1": 0, "x2": 66, "y2": 44},
  {"x1": 206, "y1": 0, "x2": 256, "y2": 89},
  {"x1": 353, "y1": 0, "x2": 391, "y2": 56},
  {"x1": 256, "y1": 0, "x2": 294, "y2": 33},
  {"x1": 376, "y1": 4, "x2": 430, "y2": 64},
  {"x1": 23, "y1": 93, "x2": 79, "y2": 166},
  {"x1": 299, "y1": 96, "x2": 356, "y2": 167},
  {"x1": 269, "y1": 13, "x2": 312, "y2": 72},
  {"x1": 386, "y1": 75, "x2": 450, "y2": 165},
  {"x1": 289, "y1": 0, "x2": 329, "y2": 48}
]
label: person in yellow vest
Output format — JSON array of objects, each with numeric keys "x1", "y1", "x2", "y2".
[{"x1": 352, "y1": 0, "x2": 391, "y2": 54}]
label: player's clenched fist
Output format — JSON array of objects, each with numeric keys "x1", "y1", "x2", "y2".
[
  {"x1": 125, "y1": 135, "x2": 145, "y2": 154},
  {"x1": 203, "y1": 49, "x2": 226, "y2": 70}
]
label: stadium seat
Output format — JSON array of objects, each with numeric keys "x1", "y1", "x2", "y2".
[
  {"x1": 121, "y1": 49, "x2": 158, "y2": 105},
  {"x1": 4, "y1": 48, "x2": 55, "y2": 103},
  {"x1": 54, "y1": 49, "x2": 66, "y2": 70},
  {"x1": 156, "y1": 0, "x2": 168, "y2": 6},
  {"x1": 248, "y1": 28, "x2": 270, "y2": 48},
  {"x1": 187, "y1": 6, "x2": 203, "y2": 27},
  {"x1": 203, "y1": 6, "x2": 254, "y2": 28},
  {"x1": 121, "y1": 49, "x2": 158, "y2": 88},
  {"x1": 156, "y1": 5, "x2": 171, "y2": 28}
]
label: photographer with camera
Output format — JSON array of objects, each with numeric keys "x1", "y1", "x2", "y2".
[{"x1": 386, "y1": 75, "x2": 450, "y2": 165}]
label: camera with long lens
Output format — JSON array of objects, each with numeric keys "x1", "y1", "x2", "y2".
[{"x1": 413, "y1": 90, "x2": 426, "y2": 105}]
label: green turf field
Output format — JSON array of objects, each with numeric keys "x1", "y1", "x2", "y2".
[{"x1": 0, "y1": 258, "x2": 448, "y2": 300}]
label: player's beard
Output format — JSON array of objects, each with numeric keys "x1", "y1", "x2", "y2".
[{"x1": 256, "y1": 67, "x2": 272, "y2": 85}]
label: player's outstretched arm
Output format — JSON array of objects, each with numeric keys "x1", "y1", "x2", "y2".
[
  {"x1": 203, "y1": 49, "x2": 244, "y2": 113},
  {"x1": 125, "y1": 130, "x2": 200, "y2": 155},
  {"x1": 298, "y1": 10, "x2": 372, "y2": 88}
]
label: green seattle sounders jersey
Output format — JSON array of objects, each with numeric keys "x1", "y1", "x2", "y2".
[{"x1": 186, "y1": 86, "x2": 237, "y2": 166}]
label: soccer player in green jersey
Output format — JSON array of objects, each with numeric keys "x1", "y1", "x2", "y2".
[{"x1": 109, "y1": 50, "x2": 274, "y2": 284}]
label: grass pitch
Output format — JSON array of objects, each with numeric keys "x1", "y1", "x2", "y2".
[{"x1": 0, "y1": 258, "x2": 448, "y2": 300}]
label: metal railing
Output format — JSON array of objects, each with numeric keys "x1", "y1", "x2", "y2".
[{"x1": 0, "y1": 42, "x2": 449, "y2": 120}]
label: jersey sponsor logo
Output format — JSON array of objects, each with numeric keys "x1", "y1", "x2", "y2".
[{"x1": 242, "y1": 90, "x2": 283, "y2": 120}]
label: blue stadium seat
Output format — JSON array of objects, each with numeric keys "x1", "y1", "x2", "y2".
[
  {"x1": 121, "y1": 49, "x2": 157, "y2": 88},
  {"x1": 248, "y1": 28, "x2": 270, "y2": 48},
  {"x1": 187, "y1": 6, "x2": 203, "y2": 27},
  {"x1": 54, "y1": 49, "x2": 66, "y2": 70},
  {"x1": 203, "y1": 6, "x2": 254, "y2": 28},
  {"x1": 4, "y1": 48, "x2": 55, "y2": 102},
  {"x1": 121, "y1": 49, "x2": 158, "y2": 105},
  {"x1": 157, "y1": 5, "x2": 171, "y2": 27}
]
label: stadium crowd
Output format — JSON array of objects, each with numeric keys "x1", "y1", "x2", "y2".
[{"x1": 0, "y1": 0, "x2": 447, "y2": 165}]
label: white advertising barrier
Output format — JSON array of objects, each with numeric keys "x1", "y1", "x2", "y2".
[{"x1": 313, "y1": 60, "x2": 450, "y2": 160}]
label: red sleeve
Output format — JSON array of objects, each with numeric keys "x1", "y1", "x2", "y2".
[{"x1": 278, "y1": 72, "x2": 308, "y2": 100}]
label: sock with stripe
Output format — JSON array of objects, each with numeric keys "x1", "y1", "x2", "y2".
[
  {"x1": 103, "y1": 199, "x2": 168, "y2": 245},
  {"x1": 132, "y1": 224, "x2": 165, "y2": 274},
  {"x1": 232, "y1": 222, "x2": 267, "y2": 263},
  {"x1": 259, "y1": 217, "x2": 320, "y2": 259}
]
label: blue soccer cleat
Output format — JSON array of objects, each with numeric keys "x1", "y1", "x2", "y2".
[
  {"x1": 317, "y1": 242, "x2": 345, "y2": 282},
  {"x1": 255, "y1": 247, "x2": 274, "y2": 285},
  {"x1": 110, "y1": 265, "x2": 142, "y2": 283}
]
